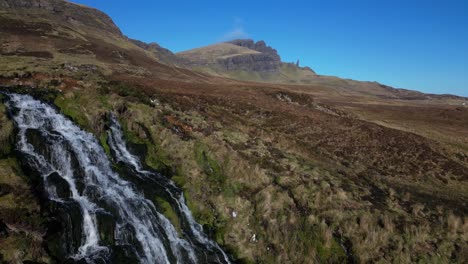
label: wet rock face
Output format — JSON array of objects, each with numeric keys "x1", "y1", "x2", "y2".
[
  {"x1": 46, "y1": 200, "x2": 84, "y2": 261},
  {"x1": 0, "y1": 0, "x2": 122, "y2": 35},
  {"x1": 95, "y1": 211, "x2": 116, "y2": 246},
  {"x1": 218, "y1": 39, "x2": 282, "y2": 72},
  {"x1": 47, "y1": 172, "x2": 72, "y2": 199},
  {"x1": 0, "y1": 220, "x2": 8, "y2": 238}
]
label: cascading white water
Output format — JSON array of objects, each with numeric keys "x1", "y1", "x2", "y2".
[
  {"x1": 107, "y1": 115, "x2": 232, "y2": 264},
  {"x1": 6, "y1": 93, "x2": 230, "y2": 264}
]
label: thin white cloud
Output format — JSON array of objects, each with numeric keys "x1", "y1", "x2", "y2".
[
  {"x1": 219, "y1": 17, "x2": 249, "y2": 41},
  {"x1": 222, "y1": 27, "x2": 248, "y2": 40}
]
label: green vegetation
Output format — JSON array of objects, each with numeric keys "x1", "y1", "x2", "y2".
[
  {"x1": 292, "y1": 218, "x2": 347, "y2": 263},
  {"x1": 119, "y1": 118, "x2": 174, "y2": 176},
  {"x1": 2, "y1": 81, "x2": 466, "y2": 264},
  {"x1": 0, "y1": 105, "x2": 50, "y2": 263},
  {"x1": 100, "y1": 133, "x2": 111, "y2": 156},
  {"x1": 54, "y1": 94, "x2": 91, "y2": 129},
  {"x1": 155, "y1": 197, "x2": 182, "y2": 235},
  {"x1": 105, "y1": 81, "x2": 151, "y2": 105},
  {"x1": 1, "y1": 50, "x2": 466, "y2": 263},
  {"x1": 194, "y1": 141, "x2": 227, "y2": 186}
]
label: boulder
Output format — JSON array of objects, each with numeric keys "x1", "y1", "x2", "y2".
[{"x1": 46, "y1": 172, "x2": 72, "y2": 199}]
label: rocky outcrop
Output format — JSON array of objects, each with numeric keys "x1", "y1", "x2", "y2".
[
  {"x1": 216, "y1": 39, "x2": 282, "y2": 72},
  {"x1": 177, "y1": 39, "x2": 317, "y2": 81},
  {"x1": 129, "y1": 39, "x2": 189, "y2": 66},
  {"x1": 0, "y1": 0, "x2": 122, "y2": 35},
  {"x1": 227, "y1": 39, "x2": 281, "y2": 60},
  {"x1": 219, "y1": 52, "x2": 281, "y2": 72}
]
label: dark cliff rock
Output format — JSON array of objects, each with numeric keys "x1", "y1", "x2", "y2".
[
  {"x1": 218, "y1": 53, "x2": 281, "y2": 72},
  {"x1": 227, "y1": 39, "x2": 281, "y2": 60},
  {"x1": 176, "y1": 39, "x2": 317, "y2": 81},
  {"x1": 0, "y1": 0, "x2": 122, "y2": 35},
  {"x1": 215, "y1": 39, "x2": 282, "y2": 72}
]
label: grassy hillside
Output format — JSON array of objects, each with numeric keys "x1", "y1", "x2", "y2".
[
  {"x1": 43, "y1": 76, "x2": 468, "y2": 263},
  {"x1": 0, "y1": 0, "x2": 467, "y2": 263}
]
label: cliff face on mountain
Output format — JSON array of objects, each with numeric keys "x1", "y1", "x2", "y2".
[
  {"x1": 177, "y1": 39, "x2": 283, "y2": 73},
  {"x1": 227, "y1": 39, "x2": 281, "y2": 58},
  {"x1": 177, "y1": 39, "x2": 318, "y2": 83},
  {"x1": 220, "y1": 39, "x2": 282, "y2": 72},
  {"x1": 219, "y1": 52, "x2": 280, "y2": 72}
]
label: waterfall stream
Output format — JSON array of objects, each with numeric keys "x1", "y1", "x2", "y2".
[{"x1": 5, "y1": 93, "x2": 231, "y2": 264}]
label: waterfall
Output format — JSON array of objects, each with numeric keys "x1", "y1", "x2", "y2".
[
  {"x1": 6, "y1": 93, "x2": 231, "y2": 264},
  {"x1": 107, "y1": 114, "x2": 231, "y2": 264}
]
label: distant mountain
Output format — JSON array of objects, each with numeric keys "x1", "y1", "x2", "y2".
[
  {"x1": 177, "y1": 39, "x2": 318, "y2": 84},
  {"x1": 176, "y1": 39, "x2": 468, "y2": 101},
  {"x1": 0, "y1": 0, "x2": 217, "y2": 84},
  {"x1": 1, "y1": 1, "x2": 468, "y2": 264}
]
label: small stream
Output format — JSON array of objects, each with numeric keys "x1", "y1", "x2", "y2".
[{"x1": 5, "y1": 93, "x2": 231, "y2": 264}]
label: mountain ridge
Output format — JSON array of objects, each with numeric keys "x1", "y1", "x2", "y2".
[
  {"x1": 177, "y1": 38, "x2": 321, "y2": 84},
  {"x1": 2, "y1": 0, "x2": 461, "y2": 99},
  {"x1": 0, "y1": 0, "x2": 122, "y2": 35},
  {"x1": 0, "y1": 1, "x2": 467, "y2": 263}
]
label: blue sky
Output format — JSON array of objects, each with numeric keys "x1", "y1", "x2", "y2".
[{"x1": 72, "y1": 0, "x2": 468, "y2": 96}]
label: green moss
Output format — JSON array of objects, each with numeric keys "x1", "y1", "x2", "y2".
[
  {"x1": 171, "y1": 175, "x2": 187, "y2": 188},
  {"x1": 145, "y1": 145, "x2": 172, "y2": 174},
  {"x1": 154, "y1": 197, "x2": 182, "y2": 235},
  {"x1": 291, "y1": 218, "x2": 347, "y2": 263},
  {"x1": 316, "y1": 238, "x2": 347, "y2": 263},
  {"x1": 98, "y1": 93, "x2": 111, "y2": 109},
  {"x1": 54, "y1": 95, "x2": 90, "y2": 129},
  {"x1": 106, "y1": 81, "x2": 151, "y2": 105},
  {"x1": 222, "y1": 182, "x2": 245, "y2": 198},
  {"x1": 99, "y1": 133, "x2": 111, "y2": 157},
  {"x1": 119, "y1": 119, "x2": 175, "y2": 175},
  {"x1": 191, "y1": 203, "x2": 227, "y2": 245},
  {"x1": 192, "y1": 205, "x2": 216, "y2": 226},
  {"x1": 213, "y1": 218, "x2": 228, "y2": 245},
  {"x1": 119, "y1": 121, "x2": 144, "y2": 144},
  {"x1": 194, "y1": 142, "x2": 227, "y2": 186}
]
